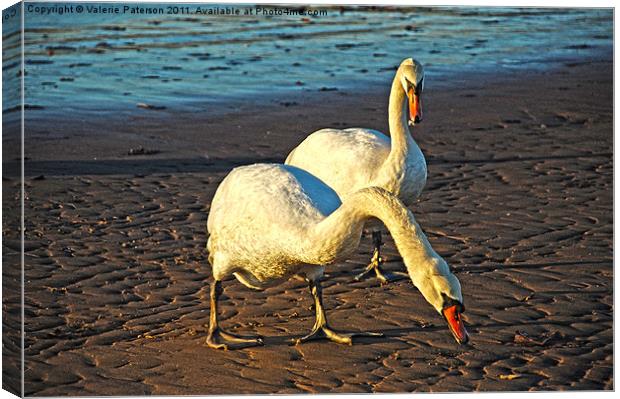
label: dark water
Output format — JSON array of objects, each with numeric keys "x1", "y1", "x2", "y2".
[{"x1": 2, "y1": 3, "x2": 613, "y2": 119}]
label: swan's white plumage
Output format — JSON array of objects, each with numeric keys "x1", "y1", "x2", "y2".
[
  {"x1": 207, "y1": 164, "x2": 342, "y2": 285},
  {"x1": 208, "y1": 163, "x2": 340, "y2": 234},
  {"x1": 207, "y1": 163, "x2": 463, "y2": 314},
  {"x1": 286, "y1": 128, "x2": 389, "y2": 195},
  {"x1": 286, "y1": 127, "x2": 426, "y2": 205},
  {"x1": 285, "y1": 58, "x2": 427, "y2": 206}
]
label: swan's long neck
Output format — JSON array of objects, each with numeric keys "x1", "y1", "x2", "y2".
[
  {"x1": 385, "y1": 69, "x2": 415, "y2": 165},
  {"x1": 303, "y1": 187, "x2": 439, "y2": 273}
]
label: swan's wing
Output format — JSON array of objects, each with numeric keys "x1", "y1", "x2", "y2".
[
  {"x1": 207, "y1": 163, "x2": 340, "y2": 237},
  {"x1": 207, "y1": 163, "x2": 341, "y2": 279},
  {"x1": 286, "y1": 165, "x2": 341, "y2": 217},
  {"x1": 285, "y1": 128, "x2": 391, "y2": 197}
]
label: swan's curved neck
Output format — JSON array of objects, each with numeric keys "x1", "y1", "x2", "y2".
[
  {"x1": 387, "y1": 69, "x2": 414, "y2": 156},
  {"x1": 304, "y1": 187, "x2": 439, "y2": 273}
]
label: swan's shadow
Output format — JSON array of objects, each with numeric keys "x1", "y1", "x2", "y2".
[{"x1": 259, "y1": 325, "x2": 439, "y2": 348}]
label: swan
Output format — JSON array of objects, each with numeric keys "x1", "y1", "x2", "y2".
[
  {"x1": 206, "y1": 163, "x2": 468, "y2": 349},
  {"x1": 285, "y1": 58, "x2": 426, "y2": 285}
]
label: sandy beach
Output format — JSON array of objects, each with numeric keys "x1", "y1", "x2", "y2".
[{"x1": 2, "y1": 53, "x2": 613, "y2": 394}]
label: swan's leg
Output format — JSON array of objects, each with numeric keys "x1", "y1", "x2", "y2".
[
  {"x1": 355, "y1": 231, "x2": 389, "y2": 284},
  {"x1": 355, "y1": 231, "x2": 406, "y2": 285},
  {"x1": 206, "y1": 279, "x2": 264, "y2": 350},
  {"x1": 294, "y1": 278, "x2": 383, "y2": 345}
]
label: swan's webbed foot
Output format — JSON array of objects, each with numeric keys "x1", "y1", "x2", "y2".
[
  {"x1": 354, "y1": 253, "x2": 389, "y2": 284},
  {"x1": 362, "y1": 263, "x2": 408, "y2": 285},
  {"x1": 206, "y1": 279, "x2": 263, "y2": 350},
  {"x1": 297, "y1": 276, "x2": 383, "y2": 346},
  {"x1": 293, "y1": 325, "x2": 383, "y2": 346},
  {"x1": 206, "y1": 327, "x2": 264, "y2": 350},
  {"x1": 355, "y1": 232, "x2": 406, "y2": 285}
]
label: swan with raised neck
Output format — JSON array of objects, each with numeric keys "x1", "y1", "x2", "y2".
[{"x1": 284, "y1": 57, "x2": 427, "y2": 284}]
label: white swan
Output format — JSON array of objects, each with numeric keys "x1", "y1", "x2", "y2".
[
  {"x1": 206, "y1": 163, "x2": 468, "y2": 349},
  {"x1": 285, "y1": 58, "x2": 427, "y2": 285}
]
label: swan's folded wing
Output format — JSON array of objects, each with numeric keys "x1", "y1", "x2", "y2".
[
  {"x1": 208, "y1": 163, "x2": 340, "y2": 237},
  {"x1": 285, "y1": 128, "x2": 391, "y2": 197}
]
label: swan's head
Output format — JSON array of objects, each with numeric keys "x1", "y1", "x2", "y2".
[
  {"x1": 398, "y1": 58, "x2": 424, "y2": 126},
  {"x1": 408, "y1": 257, "x2": 469, "y2": 345}
]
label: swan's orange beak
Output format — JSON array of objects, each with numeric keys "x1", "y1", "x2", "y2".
[
  {"x1": 407, "y1": 87, "x2": 422, "y2": 125},
  {"x1": 442, "y1": 304, "x2": 469, "y2": 345}
]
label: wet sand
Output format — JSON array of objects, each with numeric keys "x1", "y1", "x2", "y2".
[{"x1": 2, "y1": 58, "x2": 613, "y2": 394}]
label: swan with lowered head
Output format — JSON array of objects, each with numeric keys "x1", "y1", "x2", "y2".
[
  {"x1": 206, "y1": 163, "x2": 468, "y2": 349},
  {"x1": 285, "y1": 58, "x2": 427, "y2": 285}
]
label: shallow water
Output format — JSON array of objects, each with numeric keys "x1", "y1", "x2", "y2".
[{"x1": 2, "y1": 3, "x2": 613, "y2": 119}]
